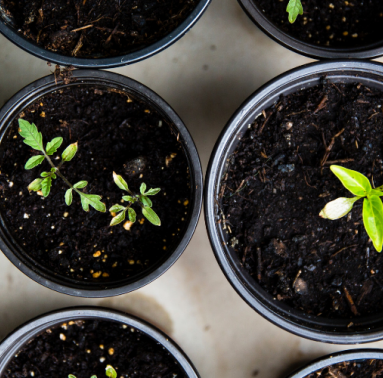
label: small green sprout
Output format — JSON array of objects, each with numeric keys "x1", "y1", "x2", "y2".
[
  {"x1": 18, "y1": 119, "x2": 106, "y2": 212},
  {"x1": 286, "y1": 0, "x2": 303, "y2": 23},
  {"x1": 319, "y1": 165, "x2": 383, "y2": 252},
  {"x1": 69, "y1": 364, "x2": 117, "y2": 378},
  {"x1": 110, "y1": 172, "x2": 161, "y2": 227}
]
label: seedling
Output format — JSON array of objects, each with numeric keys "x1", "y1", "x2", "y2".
[
  {"x1": 110, "y1": 172, "x2": 161, "y2": 227},
  {"x1": 286, "y1": 0, "x2": 303, "y2": 23},
  {"x1": 18, "y1": 119, "x2": 106, "y2": 212},
  {"x1": 319, "y1": 165, "x2": 383, "y2": 252},
  {"x1": 69, "y1": 364, "x2": 117, "y2": 378}
]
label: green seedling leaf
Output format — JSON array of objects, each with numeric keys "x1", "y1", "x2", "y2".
[
  {"x1": 140, "y1": 182, "x2": 147, "y2": 194},
  {"x1": 145, "y1": 188, "x2": 161, "y2": 196},
  {"x1": 110, "y1": 210, "x2": 126, "y2": 226},
  {"x1": 18, "y1": 119, "x2": 44, "y2": 151},
  {"x1": 286, "y1": 0, "x2": 303, "y2": 23},
  {"x1": 110, "y1": 204, "x2": 126, "y2": 212},
  {"x1": 65, "y1": 189, "x2": 73, "y2": 206},
  {"x1": 140, "y1": 195, "x2": 152, "y2": 208},
  {"x1": 62, "y1": 142, "x2": 78, "y2": 162},
  {"x1": 370, "y1": 189, "x2": 383, "y2": 197},
  {"x1": 80, "y1": 193, "x2": 106, "y2": 212},
  {"x1": 106, "y1": 365, "x2": 117, "y2": 378},
  {"x1": 28, "y1": 178, "x2": 43, "y2": 191},
  {"x1": 331, "y1": 165, "x2": 372, "y2": 197},
  {"x1": 142, "y1": 207, "x2": 161, "y2": 226},
  {"x1": 25, "y1": 155, "x2": 44, "y2": 170},
  {"x1": 319, "y1": 197, "x2": 361, "y2": 220},
  {"x1": 113, "y1": 172, "x2": 129, "y2": 192},
  {"x1": 91, "y1": 376, "x2": 97, "y2": 378},
  {"x1": 128, "y1": 207, "x2": 136, "y2": 223},
  {"x1": 41, "y1": 176, "x2": 52, "y2": 197},
  {"x1": 363, "y1": 196, "x2": 383, "y2": 252},
  {"x1": 122, "y1": 195, "x2": 135, "y2": 203},
  {"x1": 74, "y1": 180, "x2": 88, "y2": 189},
  {"x1": 68, "y1": 375, "x2": 76, "y2": 378},
  {"x1": 46, "y1": 137, "x2": 63, "y2": 155},
  {"x1": 41, "y1": 171, "x2": 50, "y2": 177}
]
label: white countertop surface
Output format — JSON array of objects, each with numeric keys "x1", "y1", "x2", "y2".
[{"x1": 1, "y1": 1, "x2": 383, "y2": 377}]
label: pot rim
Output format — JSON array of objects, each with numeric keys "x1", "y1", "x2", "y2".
[
  {"x1": 286, "y1": 349, "x2": 383, "y2": 378},
  {"x1": 237, "y1": 0, "x2": 383, "y2": 60},
  {"x1": 0, "y1": 306, "x2": 200, "y2": 378},
  {"x1": 205, "y1": 59, "x2": 383, "y2": 344},
  {"x1": 0, "y1": 0, "x2": 211, "y2": 68},
  {"x1": 0, "y1": 69, "x2": 203, "y2": 298}
]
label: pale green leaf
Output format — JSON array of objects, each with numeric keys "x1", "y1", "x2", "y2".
[
  {"x1": 41, "y1": 177, "x2": 52, "y2": 197},
  {"x1": 41, "y1": 171, "x2": 50, "y2": 177},
  {"x1": 68, "y1": 375, "x2": 77, "y2": 378},
  {"x1": 28, "y1": 178, "x2": 43, "y2": 191},
  {"x1": 62, "y1": 142, "x2": 78, "y2": 162},
  {"x1": 145, "y1": 188, "x2": 161, "y2": 196},
  {"x1": 363, "y1": 196, "x2": 383, "y2": 252},
  {"x1": 46, "y1": 137, "x2": 63, "y2": 155},
  {"x1": 81, "y1": 196, "x2": 90, "y2": 212},
  {"x1": 109, "y1": 204, "x2": 126, "y2": 212},
  {"x1": 73, "y1": 180, "x2": 88, "y2": 189},
  {"x1": 319, "y1": 197, "x2": 361, "y2": 220},
  {"x1": 25, "y1": 155, "x2": 44, "y2": 170},
  {"x1": 113, "y1": 172, "x2": 129, "y2": 192},
  {"x1": 331, "y1": 165, "x2": 372, "y2": 197},
  {"x1": 110, "y1": 210, "x2": 126, "y2": 226},
  {"x1": 18, "y1": 119, "x2": 44, "y2": 151},
  {"x1": 142, "y1": 207, "x2": 161, "y2": 226},
  {"x1": 91, "y1": 376, "x2": 97, "y2": 378},
  {"x1": 65, "y1": 189, "x2": 73, "y2": 206},
  {"x1": 106, "y1": 365, "x2": 117, "y2": 378},
  {"x1": 370, "y1": 189, "x2": 383, "y2": 197},
  {"x1": 122, "y1": 195, "x2": 135, "y2": 203},
  {"x1": 128, "y1": 207, "x2": 136, "y2": 223},
  {"x1": 140, "y1": 182, "x2": 147, "y2": 194},
  {"x1": 140, "y1": 195, "x2": 152, "y2": 208},
  {"x1": 286, "y1": 0, "x2": 303, "y2": 23},
  {"x1": 80, "y1": 193, "x2": 106, "y2": 212}
]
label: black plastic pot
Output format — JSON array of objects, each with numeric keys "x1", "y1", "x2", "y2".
[
  {"x1": 238, "y1": 0, "x2": 383, "y2": 60},
  {"x1": 0, "y1": 306, "x2": 200, "y2": 378},
  {"x1": 0, "y1": 70, "x2": 203, "y2": 297},
  {"x1": 205, "y1": 60, "x2": 383, "y2": 343},
  {"x1": 0, "y1": 1, "x2": 210, "y2": 68},
  {"x1": 285, "y1": 349, "x2": 383, "y2": 378}
]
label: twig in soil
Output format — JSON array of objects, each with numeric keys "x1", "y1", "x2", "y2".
[
  {"x1": 331, "y1": 244, "x2": 357, "y2": 257},
  {"x1": 258, "y1": 110, "x2": 274, "y2": 135},
  {"x1": 71, "y1": 24, "x2": 93, "y2": 33},
  {"x1": 343, "y1": 286, "x2": 360, "y2": 316},
  {"x1": 313, "y1": 95, "x2": 328, "y2": 114},
  {"x1": 320, "y1": 128, "x2": 345, "y2": 167},
  {"x1": 105, "y1": 23, "x2": 120, "y2": 44},
  {"x1": 72, "y1": 32, "x2": 85, "y2": 56},
  {"x1": 292, "y1": 270, "x2": 302, "y2": 289},
  {"x1": 324, "y1": 158, "x2": 354, "y2": 165},
  {"x1": 257, "y1": 247, "x2": 262, "y2": 281},
  {"x1": 242, "y1": 246, "x2": 250, "y2": 264},
  {"x1": 331, "y1": 83, "x2": 343, "y2": 95},
  {"x1": 303, "y1": 172, "x2": 317, "y2": 189}
]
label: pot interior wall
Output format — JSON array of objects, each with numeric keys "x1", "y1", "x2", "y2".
[
  {"x1": 211, "y1": 64, "x2": 383, "y2": 336},
  {"x1": 0, "y1": 78, "x2": 196, "y2": 293}
]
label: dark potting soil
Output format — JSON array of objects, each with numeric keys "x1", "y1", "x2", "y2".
[
  {"x1": 0, "y1": 86, "x2": 191, "y2": 283},
  {"x1": 304, "y1": 359, "x2": 383, "y2": 378},
  {"x1": 1, "y1": 0, "x2": 198, "y2": 58},
  {"x1": 2, "y1": 320, "x2": 187, "y2": 378},
  {"x1": 220, "y1": 81, "x2": 383, "y2": 319},
  {"x1": 254, "y1": 0, "x2": 383, "y2": 48}
]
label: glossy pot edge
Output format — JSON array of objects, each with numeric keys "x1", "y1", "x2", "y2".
[
  {"x1": 237, "y1": 0, "x2": 383, "y2": 60},
  {"x1": 0, "y1": 0, "x2": 211, "y2": 68},
  {"x1": 0, "y1": 306, "x2": 200, "y2": 378},
  {"x1": 0, "y1": 69, "x2": 203, "y2": 297},
  {"x1": 205, "y1": 60, "x2": 383, "y2": 344}
]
